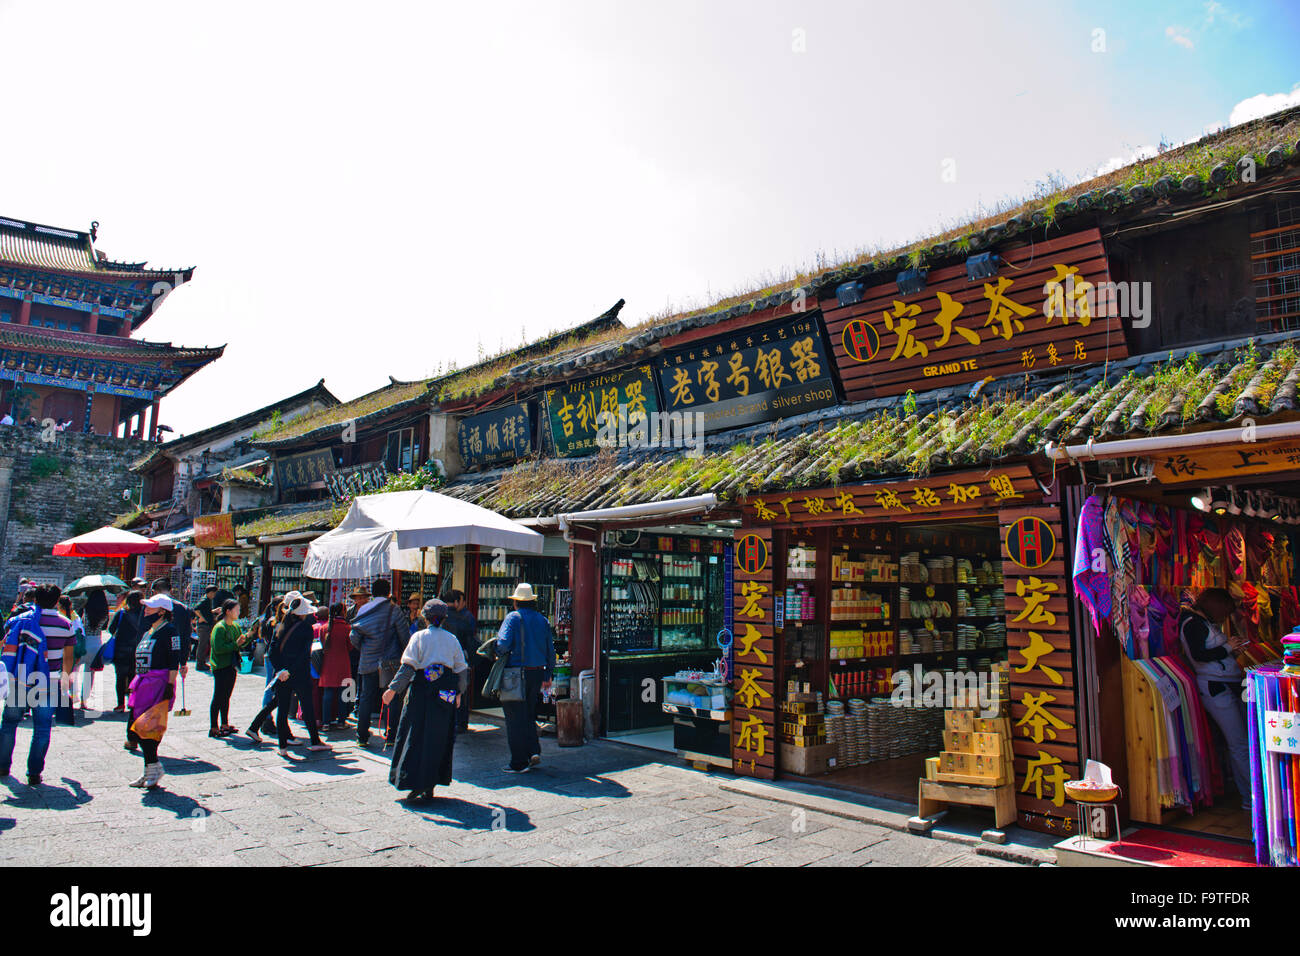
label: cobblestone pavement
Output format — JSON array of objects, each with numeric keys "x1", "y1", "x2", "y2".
[{"x1": 0, "y1": 669, "x2": 1025, "y2": 867}]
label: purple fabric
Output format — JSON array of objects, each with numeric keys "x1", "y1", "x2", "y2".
[
  {"x1": 1073, "y1": 493, "x2": 1110, "y2": 636},
  {"x1": 127, "y1": 668, "x2": 174, "y2": 714}
]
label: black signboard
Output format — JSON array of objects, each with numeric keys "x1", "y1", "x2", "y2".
[
  {"x1": 458, "y1": 402, "x2": 533, "y2": 467},
  {"x1": 275, "y1": 448, "x2": 336, "y2": 492},
  {"x1": 545, "y1": 366, "x2": 659, "y2": 458},
  {"x1": 655, "y1": 316, "x2": 838, "y2": 431}
]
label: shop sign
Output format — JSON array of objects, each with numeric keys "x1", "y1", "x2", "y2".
[
  {"x1": 1264, "y1": 711, "x2": 1300, "y2": 754},
  {"x1": 656, "y1": 317, "x2": 837, "y2": 431},
  {"x1": 193, "y1": 513, "x2": 235, "y2": 549},
  {"x1": 731, "y1": 527, "x2": 775, "y2": 780},
  {"x1": 823, "y1": 228, "x2": 1124, "y2": 401},
  {"x1": 269, "y1": 544, "x2": 310, "y2": 563},
  {"x1": 1152, "y1": 440, "x2": 1300, "y2": 484},
  {"x1": 1004, "y1": 516, "x2": 1057, "y2": 569},
  {"x1": 743, "y1": 465, "x2": 1034, "y2": 525},
  {"x1": 323, "y1": 461, "x2": 388, "y2": 500},
  {"x1": 545, "y1": 367, "x2": 659, "y2": 458},
  {"x1": 274, "y1": 449, "x2": 336, "y2": 492},
  {"x1": 1000, "y1": 505, "x2": 1080, "y2": 835},
  {"x1": 458, "y1": 402, "x2": 533, "y2": 468}
]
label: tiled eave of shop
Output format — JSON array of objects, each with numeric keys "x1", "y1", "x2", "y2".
[
  {"x1": 439, "y1": 330, "x2": 1300, "y2": 520},
  {"x1": 230, "y1": 502, "x2": 346, "y2": 540}
]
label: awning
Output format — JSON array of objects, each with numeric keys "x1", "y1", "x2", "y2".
[
  {"x1": 153, "y1": 528, "x2": 195, "y2": 547},
  {"x1": 303, "y1": 489, "x2": 543, "y2": 579}
]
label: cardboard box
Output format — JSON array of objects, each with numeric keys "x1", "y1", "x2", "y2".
[
  {"x1": 972, "y1": 716, "x2": 1011, "y2": 736},
  {"x1": 973, "y1": 732, "x2": 1003, "y2": 755},
  {"x1": 925, "y1": 756, "x2": 939, "y2": 781},
  {"x1": 943, "y1": 730, "x2": 974, "y2": 753},
  {"x1": 780, "y1": 742, "x2": 838, "y2": 776},
  {"x1": 944, "y1": 709, "x2": 976, "y2": 733},
  {"x1": 939, "y1": 751, "x2": 973, "y2": 775}
]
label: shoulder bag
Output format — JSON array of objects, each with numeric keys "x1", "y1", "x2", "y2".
[{"x1": 496, "y1": 615, "x2": 529, "y2": 704}]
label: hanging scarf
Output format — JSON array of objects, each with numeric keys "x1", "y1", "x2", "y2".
[
  {"x1": 1104, "y1": 497, "x2": 1134, "y2": 657},
  {"x1": 1073, "y1": 494, "x2": 1111, "y2": 637}
]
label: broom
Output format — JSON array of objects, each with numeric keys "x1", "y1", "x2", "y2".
[{"x1": 173, "y1": 672, "x2": 191, "y2": 717}]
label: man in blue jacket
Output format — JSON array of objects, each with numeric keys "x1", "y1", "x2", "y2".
[{"x1": 495, "y1": 583, "x2": 554, "y2": 773}]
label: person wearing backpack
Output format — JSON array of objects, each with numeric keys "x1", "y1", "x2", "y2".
[{"x1": 0, "y1": 584, "x2": 75, "y2": 786}]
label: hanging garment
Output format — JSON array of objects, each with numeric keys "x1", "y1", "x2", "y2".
[
  {"x1": 1104, "y1": 497, "x2": 1135, "y2": 657},
  {"x1": 1073, "y1": 494, "x2": 1111, "y2": 638}
]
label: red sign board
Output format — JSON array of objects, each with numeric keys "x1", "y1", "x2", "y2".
[
  {"x1": 194, "y1": 513, "x2": 235, "y2": 549},
  {"x1": 823, "y1": 228, "x2": 1125, "y2": 401}
]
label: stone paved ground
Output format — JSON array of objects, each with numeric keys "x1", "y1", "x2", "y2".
[{"x1": 0, "y1": 669, "x2": 1025, "y2": 867}]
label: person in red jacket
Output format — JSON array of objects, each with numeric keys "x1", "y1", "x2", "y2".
[{"x1": 316, "y1": 603, "x2": 354, "y2": 730}]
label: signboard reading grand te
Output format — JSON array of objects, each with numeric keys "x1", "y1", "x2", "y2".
[
  {"x1": 656, "y1": 316, "x2": 838, "y2": 431},
  {"x1": 823, "y1": 228, "x2": 1126, "y2": 402},
  {"x1": 545, "y1": 367, "x2": 659, "y2": 458}
]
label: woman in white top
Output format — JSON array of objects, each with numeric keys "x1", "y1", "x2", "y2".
[{"x1": 382, "y1": 598, "x2": 468, "y2": 803}]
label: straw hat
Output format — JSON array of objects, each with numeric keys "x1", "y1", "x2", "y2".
[
  {"x1": 349, "y1": 585, "x2": 371, "y2": 599},
  {"x1": 510, "y1": 583, "x2": 537, "y2": 602}
]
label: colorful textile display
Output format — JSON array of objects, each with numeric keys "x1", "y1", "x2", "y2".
[
  {"x1": 1130, "y1": 655, "x2": 1220, "y2": 810},
  {"x1": 1247, "y1": 665, "x2": 1300, "y2": 866}
]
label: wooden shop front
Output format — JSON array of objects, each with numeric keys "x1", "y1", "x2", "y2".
[{"x1": 729, "y1": 463, "x2": 1084, "y2": 834}]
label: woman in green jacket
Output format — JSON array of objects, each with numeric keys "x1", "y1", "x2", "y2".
[{"x1": 209, "y1": 599, "x2": 243, "y2": 737}]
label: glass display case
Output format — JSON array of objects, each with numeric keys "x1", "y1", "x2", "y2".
[{"x1": 600, "y1": 535, "x2": 726, "y2": 734}]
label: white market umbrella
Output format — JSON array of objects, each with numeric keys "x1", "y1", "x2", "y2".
[{"x1": 302, "y1": 489, "x2": 543, "y2": 581}]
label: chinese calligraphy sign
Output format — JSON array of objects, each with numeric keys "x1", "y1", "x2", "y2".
[
  {"x1": 824, "y1": 228, "x2": 1123, "y2": 401},
  {"x1": 458, "y1": 402, "x2": 533, "y2": 468},
  {"x1": 545, "y1": 367, "x2": 660, "y2": 458}
]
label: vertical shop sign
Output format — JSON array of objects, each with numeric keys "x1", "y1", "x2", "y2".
[
  {"x1": 1000, "y1": 505, "x2": 1081, "y2": 835},
  {"x1": 732, "y1": 530, "x2": 776, "y2": 780}
]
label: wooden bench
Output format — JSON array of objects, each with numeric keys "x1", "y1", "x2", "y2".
[{"x1": 917, "y1": 779, "x2": 1017, "y2": 828}]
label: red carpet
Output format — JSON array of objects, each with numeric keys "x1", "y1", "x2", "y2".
[{"x1": 1097, "y1": 828, "x2": 1256, "y2": 867}]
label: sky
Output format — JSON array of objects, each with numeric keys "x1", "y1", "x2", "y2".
[{"x1": 2, "y1": 0, "x2": 1298, "y2": 437}]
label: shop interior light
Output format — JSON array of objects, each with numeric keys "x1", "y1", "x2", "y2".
[
  {"x1": 1226, "y1": 488, "x2": 1243, "y2": 515},
  {"x1": 1242, "y1": 492, "x2": 1258, "y2": 518},
  {"x1": 1190, "y1": 488, "x2": 1212, "y2": 512}
]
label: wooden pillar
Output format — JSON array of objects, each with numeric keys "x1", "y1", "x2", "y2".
[
  {"x1": 149, "y1": 399, "x2": 160, "y2": 441},
  {"x1": 569, "y1": 541, "x2": 598, "y2": 673},
  {"x1": 17, "y1": 295, "x2": 31, "y2": 326},
  {"x1": 120, "y1": 316, "x2": 133, "y2": 337}
]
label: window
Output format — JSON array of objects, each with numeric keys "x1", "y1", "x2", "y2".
[
  {"x1": 385, "y1": 427, "x2": 419, "y2": 474},
  {"x1": 0, "y1": 311, "x2": 10, "y2": 323}
]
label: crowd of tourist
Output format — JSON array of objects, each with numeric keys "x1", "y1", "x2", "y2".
[{"x1": 0, "y1": 574, "x2": 556, "y2": 803}]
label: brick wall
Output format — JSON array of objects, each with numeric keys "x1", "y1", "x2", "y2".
[{"x1": 0, "y1": 428, "x2": 148, "y2": 606}]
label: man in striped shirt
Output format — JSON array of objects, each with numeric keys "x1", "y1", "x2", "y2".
[{"x1": 0, "y1": 583, "x2": 74, "y2": 786}]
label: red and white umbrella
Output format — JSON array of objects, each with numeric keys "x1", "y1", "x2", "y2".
[{"x1": 52, "y1": 527, "x2": 159, "y2": 558}]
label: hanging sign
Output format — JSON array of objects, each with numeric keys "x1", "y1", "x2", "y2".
[
  {"x1": 458, "y1": 402, "x2": 533, "y2": 467},
  {"x1": 656, "y1": 317, "x2": 837, "y2": 431},
  {"x1": 1264, "y1": 711, "x2": 1300, "y2": 754}
]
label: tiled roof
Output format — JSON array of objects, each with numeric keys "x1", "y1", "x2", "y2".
[
  {"x1": 440, "y1": 332, "x2": 1300, "y2": 519},
  {"x1": 436, "y1": 105, "x2": 1300, "y2": 405},
  {"x1": 252, "y1": 378, "x2": 432, "y2": 448},
  {"x1": 0, "y1": 326, "x2": 224, "y2": 363},
  {"x1": 232, "y1": 503, "x2": 346, "y2": 539},
  {"x1": 0, "y1": 216, "x2": 193, "y2": 279}
]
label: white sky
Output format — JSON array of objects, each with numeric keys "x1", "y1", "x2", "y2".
[{"x1": 2, "y1": 0, "x2": 1296, "y2": 435}]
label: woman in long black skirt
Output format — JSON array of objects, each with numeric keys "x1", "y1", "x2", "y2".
[{"x1": 382, "y1": 598, "x2": 468, "y2": 803}]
